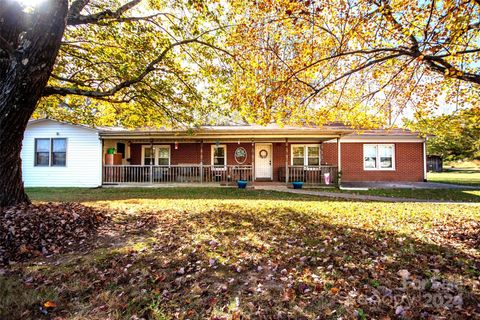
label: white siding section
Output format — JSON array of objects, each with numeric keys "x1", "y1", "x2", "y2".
[{"x1": 21, "y1": 120, "x2": 102, "y2": 187}]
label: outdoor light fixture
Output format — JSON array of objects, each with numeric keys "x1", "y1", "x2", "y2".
[{"x1": 175, "y1": 141, "x2": 179, "y2": 150}]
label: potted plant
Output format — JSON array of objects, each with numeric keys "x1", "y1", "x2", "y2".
[
  {"x1": 237, "y1": 180, "x2": 248, "y2": 189},
  {"x1": 291, "y1": 181, "x2": 304, "y2": 189}
]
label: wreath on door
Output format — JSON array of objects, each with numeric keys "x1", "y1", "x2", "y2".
[{"x1": 259, "y1": 149, "x2": 268, "y2": 159}]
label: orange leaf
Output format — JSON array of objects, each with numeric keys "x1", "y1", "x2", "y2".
[
  {"x1": 43, "y1": 301, "x2": 57, "y2": 308},
  {"x1": 330, "y1": 287, "x2": 339, "y2": 295}
]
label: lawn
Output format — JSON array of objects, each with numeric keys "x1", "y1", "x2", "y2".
[
  {"x1": 427, "y1": 170, "x2": 480, "y2": 187},
  {"x1": 2, "y1": 188, "x2": 479, "y2": 319}
]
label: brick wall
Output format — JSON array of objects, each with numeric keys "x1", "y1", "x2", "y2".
[
  {"x1": 129, "y1": 142, "x2": 253, "y2": 165},
  {"x1": 272, "y1": 143, "x2": 287, "y2": 181},
  {"x1": 127, "y1": 140, "x2": 425, "y2": 182},
  {"x1": 322, "y1": 142, "x2": 338, "y2": 165},
  {"x1": 338, "y1": 142, "x2": 424, "y2": 182}
]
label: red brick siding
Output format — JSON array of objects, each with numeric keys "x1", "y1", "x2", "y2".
[
  {"x1": 322, "y1": 143, "x2": 338, "y2": 165},
  {"x1": 340, "y1": 142, "x2": 424, "y2": 182},
  {"x1": 128, "y1": 141, "x2": 424, "y2": 182},
  {"x1": 129, "y1": 143, "x2": 253, "y2": 166},
  {"x1": 272, "y1": 143, "x2": 287, "y2": 181},
  {"x1": 202, "y1": 143, "x2": 253, "y2": 165},
  {"x1": 171, "y1": 143, "x2": 201, "y2": 164}
]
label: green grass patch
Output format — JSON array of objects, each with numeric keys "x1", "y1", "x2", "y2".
[
  {"x1": 26, "y1": 186, "x2": 321, "y2": 203},
  {"x1": 427, "y1": 170, "x2": 480, "y2": 187}
]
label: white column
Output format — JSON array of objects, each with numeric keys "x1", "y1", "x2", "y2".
[
  {"x1": 337, "y1": 137, "x2": 342, "y2": 173},
  {"x1": 285, "y1": 139, "x2": 289, "y2": 184},
  {"x1": 423, "y1": 139, "x2": 427, "y2": 182}
]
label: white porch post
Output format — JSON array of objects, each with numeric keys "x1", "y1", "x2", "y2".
[
  {"x1": 200, "y1": 139, "x2": 204, "y2": 183},
  {"x1": 251, "y1": 139, "x2": 255, "y2": 181},
  {"x1": 423, "y1": 138, "x2": 427, "y2": 182},
  {"x1": 149, "y1": 139, "x2": 153, "y2": 184},
  {"x1": 337, "y1": 137, "x2": 341, "y2": 183},
  {"x1": 101, "y1": 138, "x2": 104, "y2": 185},
  {"x1": 285, "y1": 138, "x2": 289, "y2": 184}
]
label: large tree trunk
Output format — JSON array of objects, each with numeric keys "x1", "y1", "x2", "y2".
[{"x1": 0, "y1": 0, "x2": 68, "y2": 207}]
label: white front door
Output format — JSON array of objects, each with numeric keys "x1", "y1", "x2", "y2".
[{"x1": 255, "y1": 143, "x2": 272, "y2": 179}]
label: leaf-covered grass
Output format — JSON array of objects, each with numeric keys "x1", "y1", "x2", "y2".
[
  {"x1": 26, "y1": 187, "x2": 322, "y2": 203},
  {"x1": 427, "y1": 170, "x2": 480, "y2": 187},
  {"x1": 3, "y1": 188, "x2": 479, "y2": 319},
  {"x1": 335, "y1": 188, "x2": 480, "y2": 202}
]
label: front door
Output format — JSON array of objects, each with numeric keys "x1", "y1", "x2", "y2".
[{"x1": 255, "y1": 143, "x2": 272, "y2": 180}]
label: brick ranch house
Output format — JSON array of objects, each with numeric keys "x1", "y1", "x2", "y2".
[{"x1": 21, "y1": 119, "x2": 427, "y2": 187}]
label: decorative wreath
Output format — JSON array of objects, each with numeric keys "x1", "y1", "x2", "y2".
[
  {"x1": 259, "y1": 149, "x2": 268, "y2": 159},
  {"x1": 234, "y1": 147, "x2": 247, "y2": 164}
]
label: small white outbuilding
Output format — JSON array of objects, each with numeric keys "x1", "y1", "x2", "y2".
[{"x1": 21, "y1": 119, "x2": 102, "y2": 187}]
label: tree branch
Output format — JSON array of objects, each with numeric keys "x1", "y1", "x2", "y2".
[
  {"x1": 302, "y1": 53, "x2": 405, "y2": 104},
  {"x1": 67, "y1": 0, "x2": 141, "y2": 26},
  {"x1": 43, "y1": 38, "x2": 232, "y2": 98},
  {"x1": 67, "y1": 0, "x2": 90, "y2": 18}
]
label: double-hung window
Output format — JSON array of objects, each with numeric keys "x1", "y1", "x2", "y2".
[
  {"x1": 142, "y1": 145, "x2": 170, "y2": 165},
  {"x1": 35, "y1": 138, "x2": 67, "y2": 166},
  {"x1": 212, "y1": 145, "x2": 227, "y2": 167},
  {"x1": 291, "y1": 145, "x2": 320, "y2": 166},
  {"x1": 364, "y1": 144, "x2": 395, "y2": 170}
]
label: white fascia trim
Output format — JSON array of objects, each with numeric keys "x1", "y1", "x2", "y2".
[{"x1": 336, "y1": 136, "x2": 424, "y2": 143}]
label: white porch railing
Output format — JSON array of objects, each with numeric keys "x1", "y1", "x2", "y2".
[
  {"x1": 279, "y1": 165, "x2": 339, "y2": 185},
  {"x1": 103, "y1": 165, "x2": 253, "y2": 184}
]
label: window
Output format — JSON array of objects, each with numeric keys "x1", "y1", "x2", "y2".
[
  {"x1": 144, "y1": 147, "x2": 155, "y2": 165},
  {"x1": 291, "y1": 145, "x2": 320, "y2": 166},
  {"x1": 212, "y1": 145, "x2": 226, "y2": 166},
  {"x1": 158, "y1": 147, "x2": 170, "y2": 165},
  {"x1": 142, "y1": 145, "x2": 170, "y2": 165},
  {"x1": 35, "y1": 139, "x2": 50, "y2": 166},
  {"x1": 52, "y1": 138, "x2": 67, "y2": 166},
  {"x1": 307, "y1": 146, "x2": 320, "y2": 165},
  {"x1": 292, "y1": 146, "x2": 305, "y2": 165},
  {"x1": 35, "y1": 138, "x2": 67, "y2": 167},
  {"x1": 364, "y1": 144, "x2": 395, "y2": 170},
  {"x1": 116, "y1": 142, "x2": 126, "y2": 159}
]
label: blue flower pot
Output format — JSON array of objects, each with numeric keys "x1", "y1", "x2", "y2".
[
  {"x1": 237, "y1": 180, "x2": 248, "y2": 189},
  {"x1": 292, "y1": 181, "x2": 304, "y2": 189}
]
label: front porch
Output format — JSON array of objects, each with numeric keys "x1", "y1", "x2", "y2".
[
  {"x1": 100, "y1": 125, "x2": 347, "y2": 186},
  {"x1": 102, "y1": 164, "x2": 339, "y2": 185}
]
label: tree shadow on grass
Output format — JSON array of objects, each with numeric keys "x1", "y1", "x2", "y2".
[
  {"x1": 26, "y1": 187, "x2": 359, "y2": 203},
  {"x1": 2, "y1": 207, "x2": 479, "y2": 320}
]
